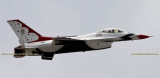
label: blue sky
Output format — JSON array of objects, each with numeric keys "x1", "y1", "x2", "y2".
[{"x1": 0, "y1": 0, "x2": 160, "y2": 78}]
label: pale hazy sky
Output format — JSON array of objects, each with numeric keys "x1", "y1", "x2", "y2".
[{"x1": 0, "y1": 0, "x2": 160, "y2": 78}]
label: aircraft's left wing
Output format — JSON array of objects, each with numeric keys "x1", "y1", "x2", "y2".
[
  {"x1": 52, "y1": 37, "x2": 85, "y2": 45},
  {"x1": 80, "y1": 37, "x2": 121, "y2": 42}
]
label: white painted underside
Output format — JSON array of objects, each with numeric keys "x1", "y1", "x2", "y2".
[{"x1": 24, "y1": 40, "x2": 64, "y2": 53}]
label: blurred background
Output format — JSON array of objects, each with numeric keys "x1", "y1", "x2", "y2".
[{"x1": 0, "y1": 0, "x2": 160, "y2": 78}]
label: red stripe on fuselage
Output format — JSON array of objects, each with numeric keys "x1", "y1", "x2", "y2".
[{"x1": 29, "y1": 36, "x2": 53, "y2": 43}]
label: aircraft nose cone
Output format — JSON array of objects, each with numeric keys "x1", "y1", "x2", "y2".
[{"x1": 137, "y1": 35, "x2": 150, "y2": 39}]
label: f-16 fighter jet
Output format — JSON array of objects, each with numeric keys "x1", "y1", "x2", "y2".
[{"x1": 7, "y1": 20, "x2": 150, "y2": 60}]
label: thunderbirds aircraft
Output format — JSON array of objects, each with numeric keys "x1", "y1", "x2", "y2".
[{"x1": 7, "y1": 20, "x2": 150, "y2": 60}]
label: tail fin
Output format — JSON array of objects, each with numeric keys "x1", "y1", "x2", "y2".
[{"x1": 7, "y1": 20, "x2": 53, "y2": 44}]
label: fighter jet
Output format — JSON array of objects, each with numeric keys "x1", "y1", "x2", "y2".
[{"x1": 7, "y1": 20, "x2": 150, "y2": 60}]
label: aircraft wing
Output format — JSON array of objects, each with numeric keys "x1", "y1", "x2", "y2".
[
  {"x1": 52, "y1": 37, "x2": 119, "y2": 45},
  {"x1": 81, "y1": 37, "x2": 121, "y2": 42},
  {"x1": 52, "y1": 37, "x2": 85, "y2": 45}
]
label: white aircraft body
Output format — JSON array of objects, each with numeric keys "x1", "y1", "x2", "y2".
[{"x1": 7, "y1": 20, "x2": 150, "y2": 60}]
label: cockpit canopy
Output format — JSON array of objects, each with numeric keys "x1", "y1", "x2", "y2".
[{"x1": 99, "y1": 28, "x2": 124, "y2": 33}]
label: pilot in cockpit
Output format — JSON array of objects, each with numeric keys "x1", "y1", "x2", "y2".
[{"x1": 100, "y1": 28, "x2": 124, "y2": 33}]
